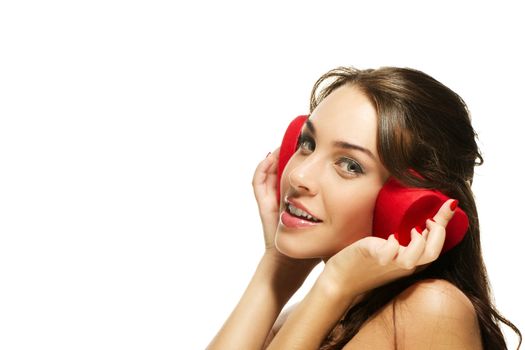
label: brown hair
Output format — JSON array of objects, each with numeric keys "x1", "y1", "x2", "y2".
[{"x1": 308, "y1": 66, "x2": 522, "y2": 350}]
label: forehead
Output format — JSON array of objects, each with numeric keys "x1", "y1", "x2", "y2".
[{"x1": 308, "y1": 85, "x2": 379, "y2": 155}]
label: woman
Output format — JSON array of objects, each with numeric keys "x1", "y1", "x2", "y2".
[{"x1": 207, "y1": 67, "x2": 522, "y2": 349}]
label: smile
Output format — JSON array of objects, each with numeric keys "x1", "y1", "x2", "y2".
[{"x1": 286, "y1": 202, "x2": 322, "y2": 222}]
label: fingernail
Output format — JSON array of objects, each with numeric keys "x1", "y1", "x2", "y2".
[
  {"x1": 266, "y1": 152, "x2": 271, "y2": 158},
  {"x1": 449, "y1": 199, "x2": 458, "y2": 211},
  {"x1": 428, "y1": 218, "x2": 435, "y2": 222},
  {"x1": 393, "y1": 232, "x2": 399, "y2": 241},
  {"x1": 415, "y1": 226, "x2": 423, "y2": 234}
]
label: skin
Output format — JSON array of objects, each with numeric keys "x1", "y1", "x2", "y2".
[
  {"x1": 275, "y1": 84, "x2": 390, "y2": 260},
  {"x1": 207, "y1": 83, "x2": 481, "y2": 349}
]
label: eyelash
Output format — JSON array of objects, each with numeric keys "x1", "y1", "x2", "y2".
[{"x1": 296, "y1": 134, "x2": 364, "y2": 175}]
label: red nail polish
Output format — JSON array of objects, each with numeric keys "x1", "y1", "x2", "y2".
[
  {"x1": 429, "y1": 218, "x2": 435, "y2": 222},
  {"x1": 393, "y1": 232, "x2": 399, "y2": 240},
  {"x1": 449, "y1": 199, "x2": 458, "y2": 211},
  {"x1": 415, "y1": 226, "x2": 423, "y2": 234}
]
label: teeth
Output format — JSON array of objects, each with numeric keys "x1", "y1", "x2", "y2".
[{"x1": 287, "y1": 203, "x2": 320, "y2": 222}]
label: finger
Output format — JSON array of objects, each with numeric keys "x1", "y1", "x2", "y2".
[
  {"x1": 270, "y1": 146, "x2": 280, "y2": 160},
  {"x1": 376, "y1": 234, "x2": 400, "y2": 266},
  {"x1": 418, "y1": 218, "x2": 446, "y2": 264},
  {"x1": 267, "y1": 151, "x2": 279, "y2": 174},
  {"x1": 256, "y1": 147, "x2": 280, "y2": 182},
  {"x1": 259, "y1": 147, "x2": 281, "y2": 190},
  {"x1": 422, "y1": 225, "x2": 430, "y2": 240},
  {"x1": 395, "y1": 228, "x2": 426, "y2": 269},
  {"x1": 252, "y1": 152, "x2": 275, "y2": 185},
  {"x1": 432, "y1": 198, "x2": 458, "y2": 228}
]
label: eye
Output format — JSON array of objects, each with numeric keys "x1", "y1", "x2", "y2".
[
  {"x1": 335, "y1": 157, "x2": 364, "y2": 175},
  {"x1": 297, "y1": 133, "x2": 315, "y2": 153}
]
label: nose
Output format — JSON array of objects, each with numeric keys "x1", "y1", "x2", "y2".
[{"x1": 288, "y1": 156, "x2": 320, "y2": 195}]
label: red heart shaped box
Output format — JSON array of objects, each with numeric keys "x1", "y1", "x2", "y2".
[
  {"x1": 373, "y1": 177, "x2": 469, "y2": 254},
  {"x1": 277, "y1": 115, "x2": 469, "y2": 255}
]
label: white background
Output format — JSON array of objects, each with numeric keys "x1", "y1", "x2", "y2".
[{"x1": 1, "y1": 1, "x2": 523, "y2": 349}]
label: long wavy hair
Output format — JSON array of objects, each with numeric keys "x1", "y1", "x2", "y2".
[{"x1": 308, "y1": 67, "x2": 522, "y2": 350}]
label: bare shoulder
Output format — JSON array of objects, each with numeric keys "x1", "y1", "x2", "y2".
[
  {"x1": 396, "y1": 278, "x2": 475, "y2": 314},
  {"x1": 342, "y1": 279, "x2": 482, "y2": 350},
  {"x1": 393, "y1": 279, "x2": 482, "y2": 349}
]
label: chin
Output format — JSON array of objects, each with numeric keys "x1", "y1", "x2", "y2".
[
  {"x1": 275, "y1": 231, "x2": 328, "y2": 259},
  {"x1": 275, "y1": 243, "x2": 306, "y2": 259}
]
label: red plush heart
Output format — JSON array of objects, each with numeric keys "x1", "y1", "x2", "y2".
[
  {"x1": 373, "y1": 177, "x2": 469, "y2": 254},
  {"x1": 277, "y1": 115, "x2": 309, "y2": 204}
]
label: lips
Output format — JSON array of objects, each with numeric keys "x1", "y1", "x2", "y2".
[
  {"x1": 280, "y1": 210, "x2": 321, "y2": 228},
  {"x1": 285, "y1": 196, "x2": 323, "y2": 222}
]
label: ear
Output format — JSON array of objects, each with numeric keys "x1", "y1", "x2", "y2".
[
  {"x1": 373, "y1": 176, "x2": 469, "y2": 255},
  {"x1": 276, "y1": 115, "x2": 309, "y2": 204}
]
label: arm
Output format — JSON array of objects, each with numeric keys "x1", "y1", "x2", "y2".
[
  {"x1": 207, "y1": 150, "x2": 320, "y2": 349},
  {"x1": 206, "y1": 253, "x2": 315, "y2": 350},
  {"x1": 267, "y1": 275, "x2": 482, "y2": 350},
  {"x1": 262, "y1": 302, "x2": 298, "y2": 348},
  {"x1": 266, "y1": 272, "x2": 362, "y2": 349},
  {"x1": 268, "y1": 200, "x2": 458, "y2": 349}
]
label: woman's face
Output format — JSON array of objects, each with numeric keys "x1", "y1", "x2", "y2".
[{"x1": 276, "y1": 84, "x2": 390, "y2": 259}]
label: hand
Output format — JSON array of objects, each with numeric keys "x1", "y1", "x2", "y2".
[
  {"x1": 323, "y1": 199, "x2": 458, "y2": 299},
  {"x1": 252, "y1": 148, "x2": 321, "y2": 271},
  {"x1": 252, "y1": 147, "x2": 281, "y2": 251}
]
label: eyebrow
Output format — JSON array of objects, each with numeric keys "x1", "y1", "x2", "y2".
[{"x1": 304, "y1": 119, "x2": 376, "y2": 160}]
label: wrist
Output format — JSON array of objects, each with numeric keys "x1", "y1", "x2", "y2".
[{"x1": 318, "y1": 263, "x2": 363, "y2": 308}]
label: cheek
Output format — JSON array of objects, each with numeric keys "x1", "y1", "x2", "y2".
[{"x1": 328, "y1": 186, "x2": 381, "y2": 243}]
